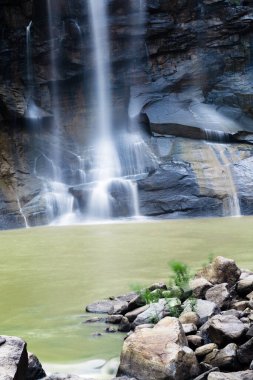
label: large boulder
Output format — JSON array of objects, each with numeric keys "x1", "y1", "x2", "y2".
[
  {"x1": 0, "y1": 336, "x2": 28, "y2": 380},
  {"x1": 117, "y1": 317, "x2": 199, "y2": 380},
  {"x1": 196, "y1": 257, "x2": 241, "y2": 287}
]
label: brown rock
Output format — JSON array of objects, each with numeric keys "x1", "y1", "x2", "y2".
[
  {"x1": 117, "y1": 317, "x2": 199, "y2": 380},
  {"x1": 190, "y1": 278, "x2": 212, "y2": 298},
  {"x1": 204, "y1": 343, "x2": 237, "y2": 371},
  {"x1": 195, "y1": 344, "x2": 218, "y2": 357},
  {"x1": 179, "y1": 312, "x2": 199, "y2": 326},
  {"x1": 196, "y1": 257, "x2": 241, "y2": 287}
]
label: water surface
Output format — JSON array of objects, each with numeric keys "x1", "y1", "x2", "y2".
[{"x1": 0, "y1": 217, "x2": 252, "y2": 365}]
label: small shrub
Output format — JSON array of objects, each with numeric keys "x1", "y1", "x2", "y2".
[{"x1": 169, "y1": 260, "x2": 190, "y2": 289}]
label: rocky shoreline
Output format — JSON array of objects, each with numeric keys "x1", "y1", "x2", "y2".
[{"x1": 2, "y1": 256, "x2": 253, "y2": 380}]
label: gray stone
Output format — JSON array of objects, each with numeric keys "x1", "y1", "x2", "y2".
[
  {"x1": 205, "y1": 284, "x2": 230, "y2": 309},
  {"x1": 27, "y1": 352, "x2": 46, "y2": 380},
  {"x1": 184, "y1": 299, "x2": 219, "y2": 324},
  {"x1": 208, "y1": 371, "x2": 253, "y2": 380},
  {"x1": 133, "y1": 299, "x2": 167, "y2": 326},
  {"x1": 118, "y1": 317, "x2": 131, "y2": 333},
  {"x1": 86, "y1": 299, "x2": 128, "y2": 315},
  {"x1": 200, "y1": 315, "x2": 245, "y2": 345},
  {"x1": 237, "y1": 337, "x2": 253, "y2": 365},
  {"x1": 106, "y1": 315, "x2": 123, "y2": 324},
  {"x1": 193, "y1": 368, "x2": 219, "y2": 380},
  {"x1": 237, "y1": 275, "x2": 253, "y2": 296},
  {"x1": 0, "y1": 335, "x2": 28, "y2": 380},
  {"x1": 125, "y1": 305, "x2": 149, "y2": 322},
  {"x1": 204, "y1": 343, "x2": 237, "y2": 371},
  {"x1": 182, "y1": 323, "x2": 197, "y2": 335}
]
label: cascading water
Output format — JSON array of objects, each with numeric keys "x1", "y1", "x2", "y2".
[
  {"x1": 26, "y1": 0, "x2": 157, "y2": 225},
  {"x1": 208, "y1": 144, "x2": 241, "y2": 217},
  {"x1": 86, "y1": 0, "x2": 142, "y2": 220}
]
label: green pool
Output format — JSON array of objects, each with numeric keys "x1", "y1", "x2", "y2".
[{"x1": 0, "y1": 217, "x2": 252, "y2": 366}]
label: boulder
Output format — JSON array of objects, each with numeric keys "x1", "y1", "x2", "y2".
[
  {"x1": 203, "y1": 343, "x2": 237, "y2": 371},
  {"x1": 190, "y1": 278, "x2": 212, "y2": 299},
  {"x1": 118, "y1": 317, "x2": 131, "y2": 333},
  {"x1": 27, "y1": 352, "x2": 46, "y2": 380},
  {"x1": 125, "y1": 306, "x2": 149, "y2": 322},
  {"x1": 184, "y1": 299, "x2": 219, "y2": 324},
  {"x1": 117, "y1": 317, "x2": 199, "y2": 380},
  {"x1": 237, "y1": 275, "x2": 253, "y2": 296},
  {"x1": 200, "y1": 315, "x2": 245, "y2": 346},
  {"x1": 205, "y1": 284, "x2": 230, "y2": 309},
  {"x1": 179, "y1": 312, "x2": 199, "y2": 326},
  {"x1": 182, "y1": 323, "x2": 197, "y2": 335},
  {"x1": 187, "y1": 335, "x2": 203, "y2": 348},
  {"x1": 0, "y1": 335, "x2": 28, "y2": 380},
  {"x1": 208, "y1": 371, "x2": 253, "y2": 380},
  {"x1": 237, "y1": 337, "x2": 253, "y2": 365},
  {"x1": 86, "y1": 299, "x2": 128, "y2": 315},
  {"x1": 195, "y1": 344, "x2": 218, "y2": 357},
  {"x1": 133, "y1": 299, "x2": 167, "y2": 326},
  {"x1": 196, "y1": 257, "x2": 241, "y2": 287}
]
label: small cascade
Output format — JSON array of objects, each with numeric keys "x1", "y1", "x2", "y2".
[
  {"x1": 34, "y1": 154, "x2": 77, "y2": 225},
  {"x1": 16, "y1": 197, "x2": 29, "y2": 228},
  {"x1": 204, "y1": 129, "x2": 231, "y2": 143},
  {"x1": 208, "y1": 144, "x2": 241, "y2": 217}
]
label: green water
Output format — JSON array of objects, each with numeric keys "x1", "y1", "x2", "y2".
[{"x1": 0, "y1": 217, "x2": 253, "y2": 364}]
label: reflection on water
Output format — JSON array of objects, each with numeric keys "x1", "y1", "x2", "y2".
[{"x1": 0, "y1": 218, "x2": 252, "y2": 373}]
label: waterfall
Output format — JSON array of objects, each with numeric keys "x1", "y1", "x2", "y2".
[
  {"x1": 25, "y1": 21, "x2": 37, "y2": 119},
  {"x1": 208, "y1": 144, "x2": 241, "y2": 217},
  {"x1": 86, "y1": 0, "x2": 141, "y2": 220},
  {"x1": 16, "y1": 197, "x2": 29, "y2": 228}
]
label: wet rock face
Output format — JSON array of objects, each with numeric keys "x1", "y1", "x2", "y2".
[{"x1": 1, "y1": 0, "x2": 253, "y2": 227}]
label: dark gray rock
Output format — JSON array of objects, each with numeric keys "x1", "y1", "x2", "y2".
[
  {"x1": 237, "y1": 275, "x2": 253, "y2": 296},
  {"x1": 86, "y1": 299, "x2": 128, "y2": 315},
  {"x1": 203, "y1": 343, "x2": 237, "y2": 371},
  {"x1": 27, "y1": 352, "x2": 46, "y2": 380},
  {"x1": 118, "y1": 317, "x2": 131, "y2": 333},
  {"x1": 237, "y1": 337, "x2": 253, "y2": 365},
  {"x1": 200, "y1": 315, "x2": 245, "y2": 346}
]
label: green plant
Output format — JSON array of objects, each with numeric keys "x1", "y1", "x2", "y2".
[
  {"x1": 131, "y1": 284, "x2": 163, "y2": 305},
  {"x1": 169, "y1": 260, "x2": 190, "y2": 289},
  {"x1": 149, "y1": 313, "x2": 160, "y2": 324}
]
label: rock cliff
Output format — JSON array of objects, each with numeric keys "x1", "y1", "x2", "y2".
[{"x1": 1, "y1": 0, "x2": 253, "y2": 227}]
